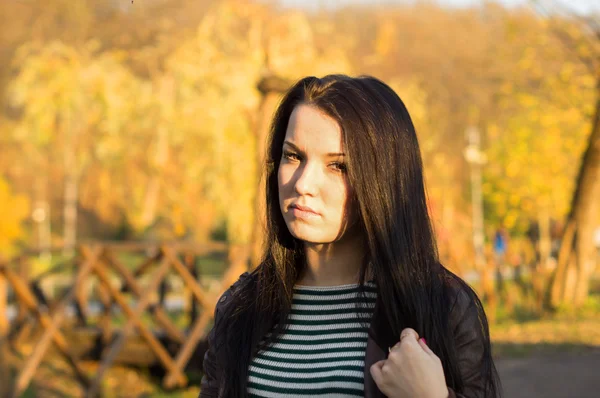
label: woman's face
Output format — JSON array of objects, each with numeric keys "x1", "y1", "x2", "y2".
[{"x1": 278, "y1": 104, "x2": 357, "y2": 244}]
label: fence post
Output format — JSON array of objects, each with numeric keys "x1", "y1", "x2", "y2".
[{"x1": 184, "y1": 252, "x2": 198, "y2": 328}]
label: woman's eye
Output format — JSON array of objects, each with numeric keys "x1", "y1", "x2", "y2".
[
  {"x1": 283, "y1": 151, "x2": 300, "y2": 161},
  {"x1": 331, "y1": 162, "x2": 347, "y2": 172}
]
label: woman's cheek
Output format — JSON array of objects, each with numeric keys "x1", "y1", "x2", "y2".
[
  {"x1": 278, "y1": 164, "x2": 294, "y2": 186},
  {"x1": 331, "y1": 183, "x2": 348, "y2": 222}
]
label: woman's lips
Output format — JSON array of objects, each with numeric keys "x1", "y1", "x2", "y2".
[{"x1": 290, "y1": 204, "x2": 320, "y2": 218}]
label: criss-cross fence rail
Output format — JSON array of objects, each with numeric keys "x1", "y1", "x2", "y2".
[{"x1": 0, "y1": 241, "x2": 248, "y2": 398}]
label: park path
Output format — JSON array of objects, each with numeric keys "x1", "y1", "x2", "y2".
[{"x1": 496, "y1": 349, "x2": 600, "y2": 398}]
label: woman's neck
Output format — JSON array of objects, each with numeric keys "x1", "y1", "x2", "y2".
[{"x1": 297, "y1": 232, "x2": 367, "y2": 286}]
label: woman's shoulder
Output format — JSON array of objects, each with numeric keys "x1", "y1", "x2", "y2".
[
  {"x1": 214, "y1": 270, "x2": 255, "y2": 312},
  {"x1": 440, "y1": 267, "x2": 483, "y2": 329}
]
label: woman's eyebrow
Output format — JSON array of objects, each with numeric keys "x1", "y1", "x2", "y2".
[{"x1": 283, "y1": 140, "x2": 345, "y2": 157}]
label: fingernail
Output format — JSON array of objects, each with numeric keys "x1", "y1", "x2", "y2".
[{"x1": 420, "y1": 338, "x2": 427, "y2": 345}]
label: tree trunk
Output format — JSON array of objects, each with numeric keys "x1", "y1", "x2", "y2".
[
  {"x1": 482, "y1": 261, "x2": 497, "y2": 324},
  {"x1": 548, "y1": 79, "x2": 600, "y2": 309},
  {"x1": 140, "y1": 125, "x2": 169, "y2": 231},
  {"x1": 63, "y1": 137, "x2": 78, "y2": 257},
  {"x1": 140, "y1": 176, "x2": 162, "y2": 230},
  {"x1": 63, "y1": 107, "x2": 80, "y2": 257},
  {"x1": 534, "y1": 209, "x2": 553, "y2": 309},
  {"x1": 140, "y1": 126, "x2": 169, "y2": 231},
  {"x1": 34, "y1": 162, "x2": 52, "y2": 264},
  {"x1": 0, "y1": 273, "x2": 12, "y2": 397},
  {"x1": 549, "y1": 220, "x2": 575, "y2": 306},
  {"x1": 140, "y1": 77, "x2": 173, "y2": 231},
  {"x1": 573, "y1": 211, "x2": 597, "y2": 305},
  {"x1": 538, "y1": 208, "x2": 551, "y2": 271},
  {"x1": 250, "y1": 76, "x2": 293, "y2": 268},
  {"x1": 250, "y1": 91, "x2": 281, "y2": 268}
]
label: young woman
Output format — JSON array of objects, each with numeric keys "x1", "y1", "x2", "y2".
[{"x1": 200, "y1": 75, "x2": 501, "y2": 398}]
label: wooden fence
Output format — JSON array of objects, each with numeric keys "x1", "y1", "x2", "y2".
[{"x1": 0, "y1": 241, "x2": 248, "y2": 398}]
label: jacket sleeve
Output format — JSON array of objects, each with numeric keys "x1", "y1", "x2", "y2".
[
  {"x1": 200, "y1": 272, "x2": 251, "y2": 398},
  {"x1": 446, "y1": 289, "x2": 488, "y2": 398}
]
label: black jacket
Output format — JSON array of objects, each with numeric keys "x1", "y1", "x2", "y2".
[{"x1": 201, "y1": 272, "x2": 491, "y2": 398}]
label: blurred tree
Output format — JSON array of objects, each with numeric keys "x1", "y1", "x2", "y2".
[
  {"x1": 483, "y1": 18, "x2": 593, "y2": 236},
  {"x1": 0, "y1": 177, "x2": 29, "y2": 257},
  {"x1": 162, "y1": 0, "x2": 265, "y2": 258},
  {"x1": 547, "y1": 14, "x2": 600, "y2": 308},
  {"x1": 0, "y1": 0, "x2": 597, "y2": 292},
  {"x1": 7, "y1": 41, "x2": 142, "y2": 250}
]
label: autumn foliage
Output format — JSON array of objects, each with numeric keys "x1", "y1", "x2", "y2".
[{"x1": 0, "y1": 0, "x2": 597, "y2": 293}]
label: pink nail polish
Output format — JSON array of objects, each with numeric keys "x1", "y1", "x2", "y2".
[{"x1": 420, "y1": 337, "x2": 427, "y2": 345}]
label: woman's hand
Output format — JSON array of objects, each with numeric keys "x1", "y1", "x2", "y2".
[{"x1": 370, "y1": 328, "x2": 449, "y2": 398}]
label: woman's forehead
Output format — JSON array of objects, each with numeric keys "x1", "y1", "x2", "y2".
[{"x1": 285, "y1": 104, "x2": 344, "y2": 154}]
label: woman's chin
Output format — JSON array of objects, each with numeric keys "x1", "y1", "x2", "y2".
[{"x1": 287, "y1": 225, "x2": 328, "y2": 244}]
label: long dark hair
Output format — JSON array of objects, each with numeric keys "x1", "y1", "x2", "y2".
[{"x1": 214, "y1": 75, "x2": 501, "y2": 397}]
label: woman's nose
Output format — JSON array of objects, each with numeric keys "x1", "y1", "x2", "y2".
[{"x1": 294, "y1": 162, "x2": 320, "y2": 196}]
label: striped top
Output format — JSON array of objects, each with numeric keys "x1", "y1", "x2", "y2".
[{"x1": 248, "y1": 282, "x2": 378, "y2": 397}]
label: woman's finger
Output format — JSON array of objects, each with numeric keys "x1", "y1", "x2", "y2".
[
  {"x1": 418, "y1": 337, "x2": 435, "y2": 356},
  {"x1": 400, "y1": 327, "x2": 419, "y2": 342},
  {"x1": 370, "y1": 360, "x2": 386, "y2": 386}
]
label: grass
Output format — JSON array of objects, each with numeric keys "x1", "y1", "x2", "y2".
[
  {"x1": 21, "y1": 249, "x2": 229, "y2": 279},
  {"x1": 491, "y1": 315, "x2": 600, "y2": 358},
  {"x1": 488, "y1": 279, "x2": 600, "y2": 359}
]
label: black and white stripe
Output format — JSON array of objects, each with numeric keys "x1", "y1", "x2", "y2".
[{"x1": 248, "y1": 282, "x2": 377, "y2": 397}]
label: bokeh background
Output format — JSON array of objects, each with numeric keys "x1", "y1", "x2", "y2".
[{"x1": 0, "y1": 0, "x2": 599, "y2": 397}]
